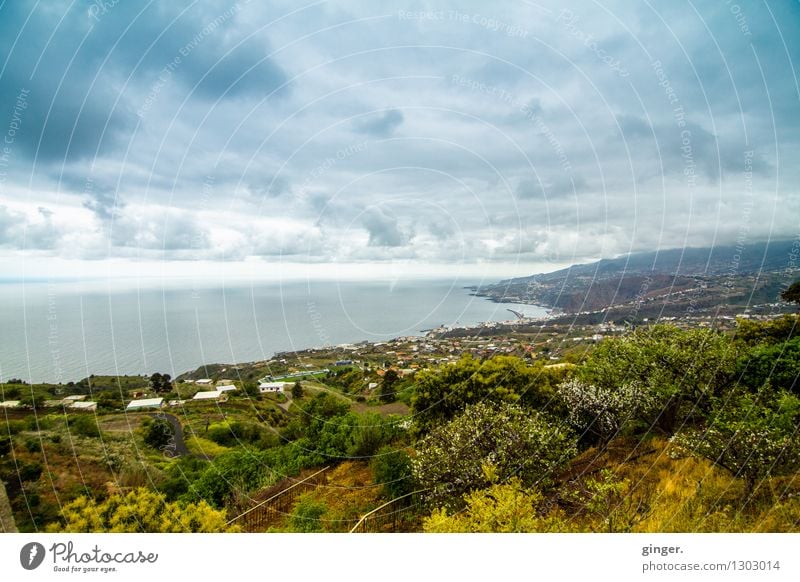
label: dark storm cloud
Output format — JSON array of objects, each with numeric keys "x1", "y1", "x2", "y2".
[
  {"x1": 0, "y1": 0, "x2": 797, "y2": 269},
  {"x1": 0, "y1": 2, "x2": 133, "y2": 162},
  {"x1": 0, "y1": 1, "x2": 287, "y2": 163}
]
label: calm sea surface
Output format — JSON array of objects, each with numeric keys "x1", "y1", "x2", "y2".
[{"x1": 0, "y1": 279, "x2": 547, "y2": 383}]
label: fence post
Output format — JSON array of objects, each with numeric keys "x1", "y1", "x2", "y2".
[{"x1": 226, "y1": 466, "x2": 330, "y2": 532}]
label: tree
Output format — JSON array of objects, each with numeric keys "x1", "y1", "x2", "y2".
[
  {"x1": 189, "y1": 448, "x2": 276, "y2": 508},
  {"x1": 737, "y1": 336, "x2": 800, "y2": 394},
  {"x1": 149, "y1": 373, "x2": 172, "y2": 394},
  {"x1": 242, "y1": 381, "x2": 260, "y2": 398},
  {"x1": 412, "y1": 401, "x2": 577, "y2": 509},
  {"x1": 735, "y1": 314, "x2": 800, "y2": 346},
  {"x1": 371, "y1": 446, "x2": 415, "y2": 499},
  {"x1": 379, "y1": 369, "x2": 399, "y2": 403},
  {"x1": 579, "y1": 325, "x2": 738, "y2": 433},
  {"x1": 780, "y1": 280, "x2": 800, "y2": 307},
  {"x1": 423, "y1": 477, "x2": 568, "y2": 533},
  {"x1": 1, "y1": 385, "x2": 21, "y2": 399},
  {"x1": 142, "y1": 417, "x2": 175, "y2": 451},
  {"x1": 291, "y1": 381, "x2": 304, "y2": 399},
  {"x1": 558, "y1": 379, "x2": 658, "y2": 445},
  {"x1": 670, "y1": 387, "x2": 800, "y2": 493},
  {"x1": 47, "y1": 488, "x2": 234, "y2": 532},
  {"x1": 286, "y1": 408, "x2": 396, "y2": 466},
  {"x1": 411, "y1": 355, "x2": 558, "y2": 434},
  {"x1": 283, "y1": 392, "x2": 350, "y2": 441},
  {"x1": 348, "y1": 412, "x2": 397, "y2": 458},
  {"x1": 96, "y1": 390, "x2": 123, "y2": 412}
]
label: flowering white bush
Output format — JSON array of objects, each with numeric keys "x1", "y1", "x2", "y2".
[
  {"x1": 412, "y1": 401, "x2": 577, "y2": 509},
  {"x1": 558, "y1": 379, "x2": 657, "y2": 443},
  {"x1": 670, "y1": 389, "x2": 800, "y2": 492},
  {"x1": 579, "y1": 325, "x2": 738, "y2": 432}
]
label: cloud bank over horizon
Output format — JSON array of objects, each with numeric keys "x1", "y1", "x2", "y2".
[{"x1": 0, "y1": 0, "x2": 798, "y2": 279}]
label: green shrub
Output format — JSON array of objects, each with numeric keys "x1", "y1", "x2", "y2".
[
  {"x1": 206, "y1": 421, "x2": 275, "y2": 449},
  {"x1": 68, "y1": 415, "x2": 101, "y2": 438},
  {"x1": 737, "y1": 337, "x2": 800, "y2": 394},
  {"x1": 1, "y1": 385, "x2": 21, "y2": 399},
  {"x1": 3, "y1": 420, "x2": 25, "y2": 436},
  {"x1": 371, "y1": 446, "x2": 414, "y2": 499},
  {"x1": 25, "y1": 415, "x2": 53, "y2": 431},
  {"x1": 17, "y1": 460, "x2": 43, "y2": 482},
  {"x1": 142, "y1": 417, "x2": 175, "y2": 451},
  {"x1": 23, "y1": 438, "x2": 40, "y2": 453},
  {"x1": 411, "y1": 355, "x2": 558, "y2": 434},
  {"x1": 160, "y1": 457, "x2": 209, "y2": 501},
  {"x1": 187, "y1": 448, "x2": 276, "y2": 508},
  {"x1": 289, "y1": 494, "x2": 328, "y2": 532}
]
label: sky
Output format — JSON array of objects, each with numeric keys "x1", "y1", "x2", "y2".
[{"x1": 0, "y1": 0, "x2": 798, "y2": 281}]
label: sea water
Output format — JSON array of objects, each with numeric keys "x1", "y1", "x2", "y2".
[{"x1": 0, "y1": 279, "x2": 546, "y2": 383}]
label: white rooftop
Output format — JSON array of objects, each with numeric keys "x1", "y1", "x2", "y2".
[
  {"x1": 70, "y1": 401, "x2": 97, "y2": 410},
  {"x1": 126, "y1": 397, "x2": 164, "y2": 410},
  {"x1": 0, "y1": 401, "x2": 21, "y2": 408},
  {"x1": 193, "y1": 391, "x2": 222, "y2": 400},
  {"x1": 216, "y1": 385, "x2": 237, "y2": 392}
]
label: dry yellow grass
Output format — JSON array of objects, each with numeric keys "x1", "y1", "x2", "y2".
[{"x1": 561, "y1": 437, "x2": 800, "y2": 533}]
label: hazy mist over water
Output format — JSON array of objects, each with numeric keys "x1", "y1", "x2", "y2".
[{"x1": 0, "y1": 279, "x2": 546, "y2": 383}]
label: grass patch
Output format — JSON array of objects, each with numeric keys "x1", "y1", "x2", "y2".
[{"x1": 185, "y1": 436, "x2": 229, "y2": 458}]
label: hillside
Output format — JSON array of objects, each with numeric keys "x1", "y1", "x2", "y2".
[{"x1": 474, "y1": 239, "x2": 799, "y2": 317}]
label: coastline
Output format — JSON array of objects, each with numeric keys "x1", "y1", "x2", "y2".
[{"x1": 0, "y1": 284, "x2": 550, "y2": 384}]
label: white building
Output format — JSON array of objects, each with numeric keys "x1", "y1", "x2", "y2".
[
  {"x1": 258, "y1": 382, "x2": 289, "y2": 393},
  {"x1": 126, "y1": 397, "x2": 164, "y2": 411},
  {"x1": 195, "y1": 379, "x2": 213, "y2": 386},
  {"x1": 70, "y1": 401, "x2": 98, "y2": 412},
  {"x1": 193, "y1": 391, "x2": 223, "y2": 401},
  {"x1": 216, "y1": 385, "x2": 237, "y2": 393},
  {"x1": 0, "y1": 401, "x2": 21, "y2": 409}
]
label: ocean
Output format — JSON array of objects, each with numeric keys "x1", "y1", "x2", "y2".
[{"x1": 0, "y1": 279, "x2": 547, "y2": 383}]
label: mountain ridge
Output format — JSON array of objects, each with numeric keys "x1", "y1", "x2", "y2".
[
  {"x1": 476, "y1": 239, "x2": 798, "y2": 317},
  {"x1": 501, "y1": 239, "x2": 798, "y2": 285}
]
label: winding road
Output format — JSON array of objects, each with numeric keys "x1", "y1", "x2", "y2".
[{"x1": 149, "y1": 412, "x2": 189, "y2": 457}]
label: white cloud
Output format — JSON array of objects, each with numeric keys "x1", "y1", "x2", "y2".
[{"x1": 0, "y1": 0, "x2": 797, "y2": 279}]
